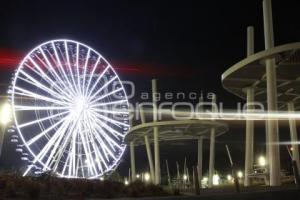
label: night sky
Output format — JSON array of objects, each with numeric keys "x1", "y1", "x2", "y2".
[{"x1": 0, "y1": 0, "x2": 300, "y2": 178}]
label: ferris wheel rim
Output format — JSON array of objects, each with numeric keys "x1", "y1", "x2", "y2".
[{"x1": 11, "y1": 39, "x2": 130, "y2": 178}]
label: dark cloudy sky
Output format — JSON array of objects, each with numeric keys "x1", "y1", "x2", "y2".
[{"x1": 0, "y1": 0, "x2": 299, "y2": 178}]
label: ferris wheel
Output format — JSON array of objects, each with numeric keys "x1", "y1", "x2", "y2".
[{"x1": 10, "y1": 39, "x2": 129, "y2": 178}]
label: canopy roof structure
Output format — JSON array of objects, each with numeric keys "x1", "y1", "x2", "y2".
[
  {"x1": 125, "y1": 119, "x2": 228, "y2": 145},
  {"x1": 222, "y1": 42, "x2": 300, "y2": 110}
]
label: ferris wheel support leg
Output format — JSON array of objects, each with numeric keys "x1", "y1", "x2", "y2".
[
  {"x1": 263, "y1": 0, "x2": 281, "y2": 186},
  {"x1": 287, "y1": 102, "x2": 300, "y2": 173},
  {"x1": 130, "y1": 141, "x2": 136, "y2": 182}
]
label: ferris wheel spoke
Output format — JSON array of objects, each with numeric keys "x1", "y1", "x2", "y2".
[
  {"x1": 14, "y1": 86, "x2": 69, "y2": 106},
  {"x1": 82, "y1": 125, "x2": 99, "y2": 176},
  {"x1": 91, "y1": 108, "x2": 128, "y2": 115},
  {"x1": 51, "y1": 42, "x2": 77, "y2": 95},
  {"x1": 14, "y1": 105, "x2": 70, "y2": 111},
  {"x1": 39, "y1": 47, "x2": 75, "y2": 97},
  {"x1": 82, "y1": 48, "x2": 90, "y2": 95},
  {"x1": 18, "y1": 110, "x2": 70, "y2": 129},
  {"x1": 90, "y1": 99, "x2": 127, "y2": 108},
  {"x1": 85, "y1": 56, "x2": 100, "y2": 96},
  {"x1": 89, "y1": 87, "x2": 123, "y2": 105},
  {"x1": 51, "y1": 115, "x2": 82, "y2": 174},
  {"x1": 61, "y1": 154, "x2": 71, "y2": 177},
  {"x1": 23, "y1": 115, "x2": 73, "y2": 176},
  {"x1": 18, "y1": 70, "x2": 70, "y2": 102},
  {"x1": 85, "y1": 114, "x2": 107, "y2": 171},
  {"x1": 86, "y1": 66, "x2": 110, "y2": 98},
  {"x1": 90, "y1": 109, "x2": 129, "y2": 127},
  {"x1": 89, "y1": 114, "x2": 124, "y2": 150},
  {"x1": 78, "y1": 120, "x2": 97, "y2": 176},
  {"x1": 87, "y1": 116, "x2": 116, "y2": 160},
  {"x1": 64, "y1": 41, "x2": 79, "y2": 95},
  {"x1": 26, "y1": 113, "x2": 71, "y2": 146},
  {"x1": 40, "y1": 117, "x2": 74, "y2": 173},
  {"x1": 91, "y1": 114, "x2": 124, "y2": 139},
  {"x1": 24, "y1": 60, "x2": 73, "y2": 100},
  {"x1": 94, "y1": 123, "x2": 123, "y2": 152},
  {"x1": 90, "y1": 125, "x2": 114, "y2": 162},
  {"x1": 33, "y1": 51, "x2": 67, "y2": 93},
  {"x1": 75, "y1": 43, "x2": 82, "y2": 95},
  {"x1": 38, "y1": 114, "x2": 79, "y2": 174},
  {"x1": 87, "y1": 75, "x2": 117, "y2": 101}
]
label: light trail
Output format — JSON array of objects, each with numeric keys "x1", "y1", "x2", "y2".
[{"x1": 139, "y1": 108, "x2": 300, "y2": 121}]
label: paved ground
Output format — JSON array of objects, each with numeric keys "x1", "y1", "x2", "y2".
[{"x1": 87, "y1": 186, "x2": 300, "y2": 200}]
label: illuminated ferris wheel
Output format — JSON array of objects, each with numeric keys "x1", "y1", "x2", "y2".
[{"x1": 10, "y1": 39, "x2": 129, "y2": 178}]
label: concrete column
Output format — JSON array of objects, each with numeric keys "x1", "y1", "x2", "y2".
[
  {"x1": 244, "y1": 27, "x2": 255, "y2": 187},
  {"x1": 152, "y1": 79, "x2": 160, "y2": 184},
  {"x1": 247, "y1": 26, "x2": 254, "y2": 56},
  {"x1": 244, "y1": 87, "x2": 254, "y2": 186},
  {"x1": 145, "y1": 136, "x2": 155, "y2": 182},
  {"x1": 139, "y1": 104, "x2": 155, "y2": 182},
  {"x1": 208, "y1": 95, "x2": 216, "y2": 188},
  {"x1": 287, "y1": 102, "x2": 300, "y2": 172},
  {"x1": 197, "y1": 137, "x2": 203, "y2": 185},
  {"x1": 130, "y1": 141, "x2": 136, "y2": 182},
  {"x1": 263, "y1": 0, "x2": 281, "y2": 186}
]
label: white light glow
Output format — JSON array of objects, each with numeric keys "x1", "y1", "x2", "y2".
[
  {"x1": 237, "y1": 171, "x2": 243, "y2": 178},
  {"x1": 183, "y1": 174, "x2": 188, "y2": 181},
  {"x1": 212, "y1": 174, "x2": 220, "y2": 186},
  {"x1": 124, "y1": 179, "x2": 129, "y2": 185},
  {"x1": 227, "y1": 174, "x2": 232, "y2": 181},
  {"x1": 0, "y1": 103, "x2": 12, "y2": 125},
  {"x1": 258, "y1": 156, "x2": 266, "y2": 166},
  {"x1": 144, "y1": 172, "x2": 150, "y2": 182},
  {"x1": 11, "y1": 39, "x2": 129, "y2": 179}
]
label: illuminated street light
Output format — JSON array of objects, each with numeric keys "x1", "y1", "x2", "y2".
[
  {"x1": 124, "y1": 179, "x2": 129, "y2": 185},
  {"x1": 227, "y1": 174, "x2": 232, "y2": 181},
  {"x1": 183, "y1": 174, "x2": 188, "y2": 181},
  {"x1": 100, "y1": 177, "x2": 104, "y2": 181},
  {"x1": 258, "y1": 156, "x2": 266, "y2": 166},
  {"x1": 144, "y1": 172, "x2": 150, "y2": 182},
  {"x1": 136, "y1": 174, "x2": 140, "y2": 179},
  {"x1": 237, "y1": 171, "x2": 243, "y2": 178},
  {"x1": 0, "y1": 102, "x2": 12, "y2": 125},
  {"x1": 212, "y1": 174, "x2": 220, "y2": 186}
]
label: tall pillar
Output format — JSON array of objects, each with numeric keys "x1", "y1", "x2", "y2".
[
  {"x1": 263, "y1": 0, "x2": 281, "y2": 186},
  {"x1": 197, "y1": 137, "x2": 203, "y2": 185},
  {"x1": 287, "y1": 102, "x2": 300, "y2": 172},
  {"x1": 152, "y1": 79, "x2": 160, "y2": 184},
  {"x1": 244, "y1": 26, "x2": 255, "y2": 187},
  {"x1": 244, "y1": 87, "x2": 254, "y2": 186},
  {"x1": 247, "y1": 26, "x2": 254, "y2": 56},
  {"x1": 130, "y1": 141, "x2": 136, "y2": 182},
  {"x1": 208, "y1": 95, "x2": 216, "y2": 188},
  {"x1": 139, "y1": 104, "x2": 155, "y2": 182}
]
